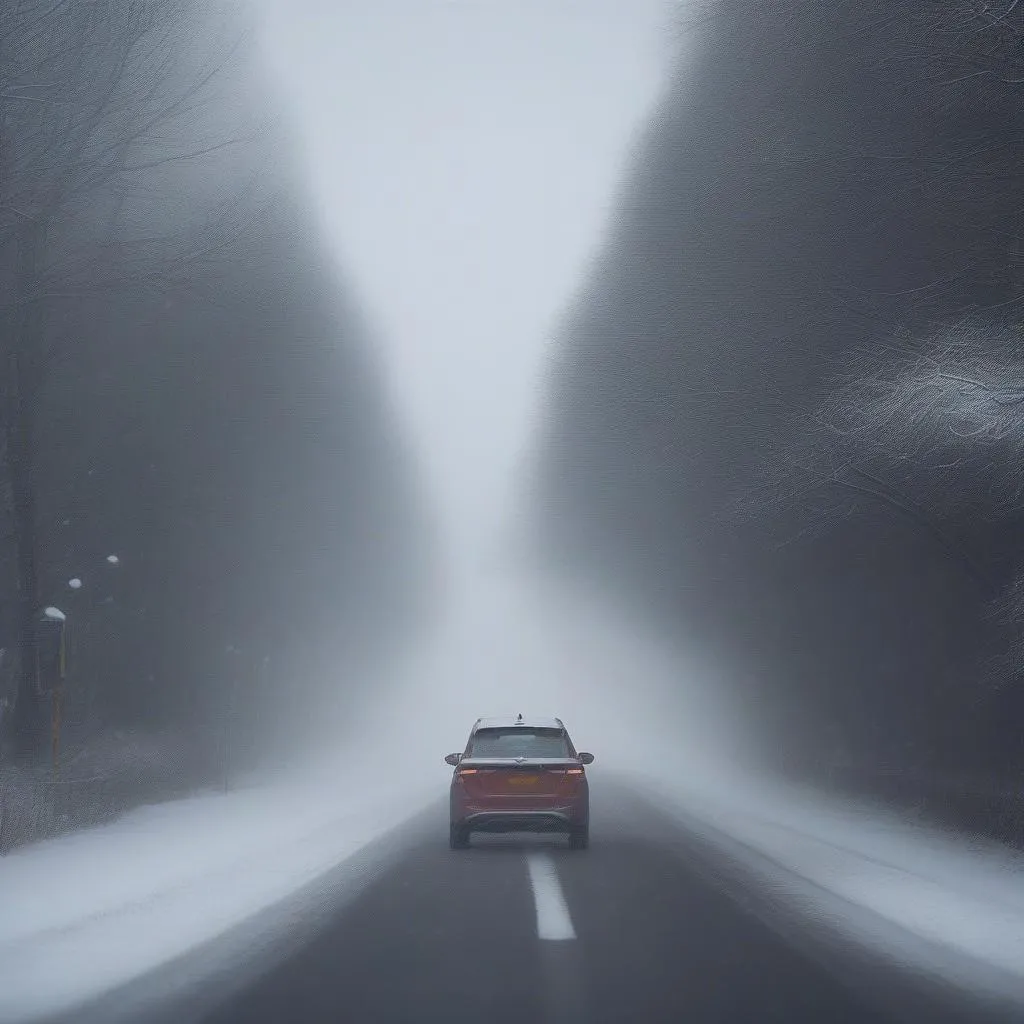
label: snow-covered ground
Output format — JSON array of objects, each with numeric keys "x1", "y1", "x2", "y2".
[
  {"x1": 0, "y1": 762, "x2": 438, "y2": 1023},
  {"x1": 630, "y1": 764, "x2": 1024, "y2": 1012}
]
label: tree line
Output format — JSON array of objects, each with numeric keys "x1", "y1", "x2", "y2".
[
  {"x1": 0, "y1": 0, "x2": 428, "y2": 786},
  {"x1": 535, "y1": 1, "x2": 1024, "y2": 785}
]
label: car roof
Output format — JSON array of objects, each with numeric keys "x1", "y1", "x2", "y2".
[{"x1": 471, "y1": 716, "x2": 565, "y2": 731}]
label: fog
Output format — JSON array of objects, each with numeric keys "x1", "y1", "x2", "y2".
[
  {"x1": 257, "y1": 0, "x2": 671, "y2": 569},
  {"x1": 0, "y1": 0, "x2": 1016, "y2": 843},
  {"x1": 250, "y1": 0, "x2": 703, "y2": 764},
  {"x1": 0, "y1": 0, "x2": 696, "y2": 841}
]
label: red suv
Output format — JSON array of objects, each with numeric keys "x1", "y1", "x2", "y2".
[{"x1": 445, "y1": 715, "x2": 594, "y2": 850}]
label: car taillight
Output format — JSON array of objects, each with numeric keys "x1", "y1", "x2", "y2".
[{"x1": 457, "y1": 768, "x2": 477, "y2": 776}]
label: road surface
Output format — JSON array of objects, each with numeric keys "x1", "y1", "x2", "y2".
[{"x1": 55, "y1": 781, "x2": 1019, "y2": 1024}]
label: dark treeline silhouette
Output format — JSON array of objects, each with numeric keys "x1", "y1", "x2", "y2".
[
  {"x1": 535, "y1": 3, "x2": 1024, "y2": 799},
  {"x1": 0, "y1": 0, "x2": 429, "y2": 830}
]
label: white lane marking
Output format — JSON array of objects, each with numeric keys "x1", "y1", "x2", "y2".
[{"x1": 526, "y1": 852, "x2": 576, "y2": 941}]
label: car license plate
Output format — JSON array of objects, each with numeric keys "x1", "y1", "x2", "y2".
[{"x1": 508, "y1": 774, "x2": 538, "y2": 786}]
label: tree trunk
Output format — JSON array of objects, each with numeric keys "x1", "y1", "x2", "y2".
[{"x1": 9, "y1": 217, "x2": 45, "y2": 765}]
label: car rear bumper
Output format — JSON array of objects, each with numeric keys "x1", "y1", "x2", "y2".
[{"x1": 458, "y1": 808, "x2": 587, "y2": 834}]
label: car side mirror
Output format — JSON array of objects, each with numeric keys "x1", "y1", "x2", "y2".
[
  {"x1": 578, "y1": 752, "x2": 595, "y2": 765},
  {"x1": 444, "y1": 753, "x2": 462, "y2": 766}
]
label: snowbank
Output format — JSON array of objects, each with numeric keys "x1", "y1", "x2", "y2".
[
  {"x1": 0, "y1": 769, "x2": 437, "y2": 1023},
  {"x1": 631, "y1": 764, "x2": 1024, "y2": 1011}
]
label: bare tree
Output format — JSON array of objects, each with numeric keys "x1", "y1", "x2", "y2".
[{"x1": 0, "y1": 0, "x2": 256, "y2": 762}]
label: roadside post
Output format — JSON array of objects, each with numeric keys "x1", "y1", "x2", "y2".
[{"x1": 35, "y1": 607, "x2": 67, "y2": 776}]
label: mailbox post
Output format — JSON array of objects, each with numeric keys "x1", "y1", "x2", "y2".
[{"x1": 35, "y1": 607, "x2": 67, "y2": 774}]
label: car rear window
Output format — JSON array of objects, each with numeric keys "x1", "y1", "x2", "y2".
[{"x1": 467, "y1": 727, "x2": 572, "y2": 759}]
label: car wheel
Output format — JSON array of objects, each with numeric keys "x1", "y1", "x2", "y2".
[
  {"x1": 449, "y1": 823, "x2": 470, "y2": 850},
  {"x1": 568, "y1": 827, "x2": 589, "y2": 850}
]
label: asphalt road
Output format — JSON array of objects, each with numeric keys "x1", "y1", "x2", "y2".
[{"x1": 60, "y1": 781, "x2": 1022, "y2": 1024}]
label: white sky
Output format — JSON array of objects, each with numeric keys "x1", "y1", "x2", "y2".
[{"x1": 256, "y1": 0, "x2": 673, "y2": 563}]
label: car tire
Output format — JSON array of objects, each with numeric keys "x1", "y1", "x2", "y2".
[
  {"x1": 449, "y1": 823, "x2": 470, "y2": 850},
  {"x1": 568, "y1": 827, "x2": 589, "y2": 850}
]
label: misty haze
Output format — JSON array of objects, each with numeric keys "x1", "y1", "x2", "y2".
[{"x1": 2, "y1": 2, "x2": 1024, "y2": 1023}]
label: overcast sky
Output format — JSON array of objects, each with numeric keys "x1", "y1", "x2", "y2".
[{"x1": 256, "y1": 0, "x2": 673, "y2": 564}]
